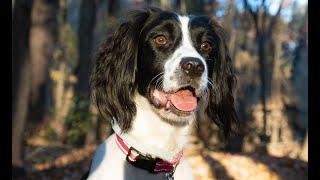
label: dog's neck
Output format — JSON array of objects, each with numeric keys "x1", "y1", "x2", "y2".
[{"x1": 112, "y1": 94, "x2": 192, "y2": 161}]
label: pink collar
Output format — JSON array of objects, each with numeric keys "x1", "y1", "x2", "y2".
[{"x1": 115, "y1": 134, "x2": 183, "y2": 173}]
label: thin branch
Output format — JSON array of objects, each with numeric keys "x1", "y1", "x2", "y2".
[
  {"x1": 243, "y1": 0, "x2": 256, "y2": 18},
  {"x1": 243, "y1": 0, "x2": 260, "y2": 33},
  {"x1": 268, "y1": 0, "x2": 284, "y2": 35},
  {"x1": 261, "y1": 0, "x2": 266, "y2": 9},
  {"x1": 261, "y1": 2, "x2": 268, "y2": 35}
]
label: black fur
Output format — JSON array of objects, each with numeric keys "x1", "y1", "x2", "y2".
[
  {"x1": 91, "y1": 8, "x2": 160, "y2": 131},
  {"x1": 90, "y1": 7, "x2": 238, "y2": 137},
  {"x1": 199, "y1": 18, "x2": 238, "y2": 138}
]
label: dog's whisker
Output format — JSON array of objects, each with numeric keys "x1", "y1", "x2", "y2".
[
  {"x1": 155, "y1": 78, "x2": 162, "y2": 89},
  {"x1": 151, "y1": 72, "x2": 164, "y2": 83},
  {"x1": 154, "y1": 75, "x2": 164, "y2": 90},
  {"x1": 147, "y1": 72, "x2": 164, "y2": 90}
]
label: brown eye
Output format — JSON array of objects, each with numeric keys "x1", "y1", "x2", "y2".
[
  {"x1": 153, "y1": 35, "x2": 168, "y2": 46},
  {"x1": 200, "y1": 41, "x2": 212, "y2": 53}
]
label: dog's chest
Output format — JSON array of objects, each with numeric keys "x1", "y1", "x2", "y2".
[{"x1": 87, "y1": 134, "x2": 194, "y2": 180}]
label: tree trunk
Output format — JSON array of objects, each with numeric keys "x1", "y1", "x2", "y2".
[
  {"x1": 223, "y1": 0, "x2": 234, "y2": 37},
  {"x1": 77, "y1": 0, "x2": 98, "y2": 145},
  {"x1": 108, "y1": 0, "x2": 118, "y2": 17},
  {"x1": 185, "y1": 0, "x2": 204, "y2": 15},
  {"x1": 160, "y1": 0, "x2": 170, "y2": 10},
  {"x1": 270, "y1": 22, "x2": 283, "y2": 144},
  {"x1": 47, "y1": 0, "x2": 71, "y2": 143},
  {"x1": 291, "y1": 7, "x2": 308, "y2": 130},
  {"x1": 224, "y1": 0, "x2": 237, "y2": 59},
  {"x1": 244, "y1": 0, "x2": 284, "y2": 144},
  {"x1": 77, "y1": 0, "x2": 97, "y2": 98},
  {"x1": 85, "y1": 104, "x2": 98, "y2": 145},
  {"x1": 50, "y1": 62, "x2": 74, "y2": 142},
  {"x1": 257, "y1": 34, "x2": 268, "y2": 141},
  {"x1": 29, "y1": 0, "x2": 59, "y2": 123},
  {"x1": 12, "y1": 0, "x2": 33, "y2": 167},
  {"x1": 12, "y1": 0, "x2": 33, "y2": 115},
  {"x1": 12, "y1": 61, "x2": 31, "y2": 167},
  {"x1": 300, "y1": 132, "x2": 308, "y2": 161},
  {"x1": 180, "y1": 0, "x2": 186, "y2": 14}
]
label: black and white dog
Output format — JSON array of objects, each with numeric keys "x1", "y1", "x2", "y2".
[{"x1": 88, "y1": 7, "x2": 237, "y2": 180}]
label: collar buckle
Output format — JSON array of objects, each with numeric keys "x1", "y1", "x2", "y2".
[
  {"x1": 126, "y1": 146, "x2": 139, "y2": 162},
  {"x1": 166, "y1": 171, "x2": 175, "y2": 180},
  {"x1": 116, "y1": 134, "x2": 181, "y2": 175}
]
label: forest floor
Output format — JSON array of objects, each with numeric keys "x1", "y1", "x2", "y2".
[{"x1": 19, "y1": 140, "x2": 308, "y2": 180}]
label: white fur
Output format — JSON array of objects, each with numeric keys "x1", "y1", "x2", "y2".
[
  {"x1": 163, "y1": 15, "x2": 208, "y2": 94},
  {"x1": 88, "y1": 134, "x2": 194, "y2": 180},
  {"x1": 126, "y1": 94, "x2": 191, "y2": 159},
  {"x1": 87, "y1": 94, "x2": 195, "y2": 180}
]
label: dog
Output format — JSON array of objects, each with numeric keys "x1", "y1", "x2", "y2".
[{"x1": 87, "y1": 7, "x2": 238, "y2": 180}]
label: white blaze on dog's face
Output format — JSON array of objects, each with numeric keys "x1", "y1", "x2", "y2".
[
  {"x1": 163, "y1": 16, "x2": 208, "y2": 96},
  {"x1": 153, "y1": 16, "x2": 208, "y2": 124}
]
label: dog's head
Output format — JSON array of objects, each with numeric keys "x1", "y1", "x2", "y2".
[{"x1": 91, "y1": 7, "x2": 238, "y2": 137}]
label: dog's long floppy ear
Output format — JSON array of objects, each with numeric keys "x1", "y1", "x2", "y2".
[
  {"x1": 90, "y1": 8, "x2": 160, "y2": 132},
  {"x1": 205, "y1": 20, "x2": 239, "y2": 139}
]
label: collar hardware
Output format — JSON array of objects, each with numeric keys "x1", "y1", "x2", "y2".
[{"x1": 115, "y1": 134, "x2": 183, "y2": 175}]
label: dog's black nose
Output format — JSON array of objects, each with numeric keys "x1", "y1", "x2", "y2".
[{"x1": 180, "y1": 57, "x2": 205, "y2": 77}]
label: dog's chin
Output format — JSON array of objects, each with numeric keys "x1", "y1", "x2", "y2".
[
  {"x1": 148, "y1": 86, "x2": 199, "y2": 126},
  {"x1": 154, "y1": 107, "x2": 196, "y2": 126}
]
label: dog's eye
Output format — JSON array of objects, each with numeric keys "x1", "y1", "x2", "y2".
[
  {"x1": 153, "y1": 35, "x2": 168, "y2": 46},
  {"x1": 200, "y1": 41, "x2": 212, "y2": 53}
]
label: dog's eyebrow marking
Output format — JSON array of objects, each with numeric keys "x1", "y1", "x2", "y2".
[{"x1": 178, "y1": 16, "x2": 193, "y2": 48}]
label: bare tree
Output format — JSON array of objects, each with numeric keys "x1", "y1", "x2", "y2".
[
  {"x1": 12, "y1": 0, "x2": 33, "y2": 168},
  {"x1": 243, "y1": 0, "x2": 284, "y2": 142},
  {"x1": 292, "y1": 6, "x2": 308, "y2": 158},
  {"x1": 76, "y1": 0, "x2": 98, "y2": 145},
  {"x1": 269, "y1": 14, "x2": 283, "y2": 144},
  {"x1": 185, "y1": 0, "x2": 204, "y2": 15},
  {"x1": 291, "y1": 6, "x2": 308, "y2": 127},
  {"x1": 77, "y1": 0, "x2": 97, "y2": 100},
  {"x1": 49, "y1": 0, "x2": 77, "y2": 143},
  {"x1": 160, "y1": 0, "x2": 170, "y2": 10},
  {"x1": 223, "y1": 0, "x2": 236, "y2": 56},
  {"x1": 29, "y1": 0, "x2": 59, "y2": 124},
  {"x1": 108, "y1": 0, "x2": 118, "y2": 17}
]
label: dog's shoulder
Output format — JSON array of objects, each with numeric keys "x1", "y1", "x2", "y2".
[
  {"x1": 87, "y1": 133, "x2": 194, "y2": 180},
  {"x1": 174, "y1": 157, "x2": 195, "y2": 180},
  {"x1": 88, "y1": 133, "x2": 127, "y2": 179}
]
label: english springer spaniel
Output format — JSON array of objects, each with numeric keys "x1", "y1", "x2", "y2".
[{"x1": 88, "y1": 7, "x2": 237, "y2": 180}]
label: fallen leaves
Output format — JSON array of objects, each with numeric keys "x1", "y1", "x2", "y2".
[{"x1": 22, "y1": 144, "x2": 307, "y2": 180}]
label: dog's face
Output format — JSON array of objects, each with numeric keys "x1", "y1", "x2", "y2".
[
  {"x1": 136, "y1": 13, "x2": 217, "y2": 124},
  {"x1": 91, "y1": 8, "x2": 237, "y2": 136}
]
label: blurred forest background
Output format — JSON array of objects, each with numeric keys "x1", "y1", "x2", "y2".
[{"x1": 12, "y1": 0, "x2": 308, "y2": 179}]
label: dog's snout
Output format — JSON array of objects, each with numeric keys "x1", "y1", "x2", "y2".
[{"x1": 180, "y1": 57, "x2": 204, "y2": 77}]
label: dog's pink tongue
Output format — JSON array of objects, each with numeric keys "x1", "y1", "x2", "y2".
[
  {"x1": 153, "y1": 89, "x2": 197, "y2": 112},
  {"x1": 170, "y1": 90, "x2": 197, "y2": 112}
]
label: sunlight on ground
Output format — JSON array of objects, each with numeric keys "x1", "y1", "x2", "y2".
[{"x1": 25, "y1": 138, "x2": 307, "y2": 180}]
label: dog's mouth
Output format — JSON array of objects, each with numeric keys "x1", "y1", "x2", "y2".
[{"x1": 150, "y1": 86, "x2": 199, "y2": 114}]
